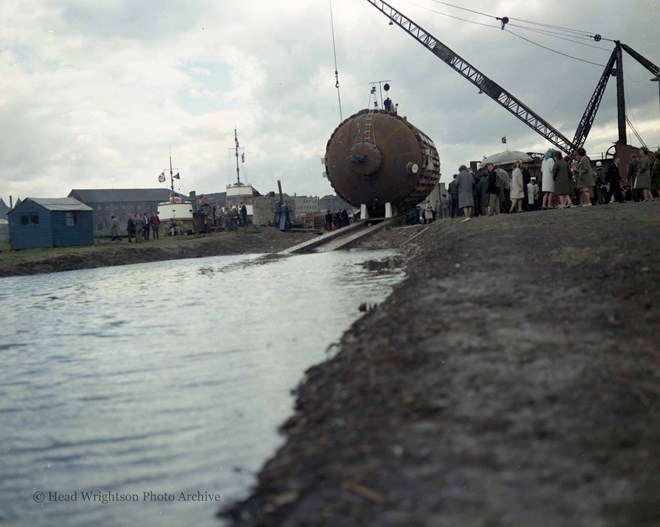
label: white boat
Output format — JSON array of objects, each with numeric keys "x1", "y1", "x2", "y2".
[
  {"x1": 226, "y1": 128, "x2": 256, "y2": 216},
  {"x1": 157, "y1": 197, "x2": 194, "y2": 233},
  {"x1": 225, "y1": 183, "x2": 255, "y2": 216},
  {"x1": 157, "y1": 155, "x2": 194, "y2": 233},
  {"x1": 157, "y1": 199, "x2": 193, "y2": 223}
]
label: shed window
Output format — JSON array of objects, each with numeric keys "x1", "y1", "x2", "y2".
[
  {"x1": 66, "y1": 212, "x2": 79, "y2": 226},
  {"x1": 20, "y1": 214, "x2": 39, "y2": 225}
]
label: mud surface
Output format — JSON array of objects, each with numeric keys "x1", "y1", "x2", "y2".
[
  {"x1": 221, "y1": 203, "x2": 660, "y2": 527},
  {"x1": 0, "y1": 228, "x2": 319, "y2": 277}
]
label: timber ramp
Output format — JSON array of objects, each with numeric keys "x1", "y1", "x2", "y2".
[{"x1": 279, "y1": 218, "x2": 396, "y2": 255}]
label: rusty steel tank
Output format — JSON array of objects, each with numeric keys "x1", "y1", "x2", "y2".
[{"x1": 324, "y1": 109, "x2": 440, "y2": 215}]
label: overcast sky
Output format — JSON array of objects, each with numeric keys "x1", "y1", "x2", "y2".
[{"x1": 1, "y1": 0, "x2": 658, "y2": 203}]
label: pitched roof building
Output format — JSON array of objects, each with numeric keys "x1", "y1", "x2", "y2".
[
  {"x1": 68, "y1": 188, "x2": 189, "y2": 235},
  {"x1": 7, "y1": 197, "x2": 94, "y2": 250}
]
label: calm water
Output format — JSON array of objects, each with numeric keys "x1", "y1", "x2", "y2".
[{"x1": 0, "y1": 250, "x2": 405, "y2": 527}]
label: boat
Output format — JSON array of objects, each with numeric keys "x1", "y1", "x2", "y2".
[
  {"x1": 157, "y1": 156, "x2": 194, "y2": 234},
  {"x1": 225, "y1": 128, "x2": 257, "y2": 217},
  {"x1": 157, "y1": 196, "x2": 194, "y2": 234}
]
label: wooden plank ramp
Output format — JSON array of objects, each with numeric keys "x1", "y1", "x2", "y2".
[{"x1": 278, "y1": 219, "x2": 395, "y2": 255}]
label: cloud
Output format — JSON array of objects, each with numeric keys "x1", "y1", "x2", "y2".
[{"x1": 1, "y1": 0, "x2": 658, "y2": 203}]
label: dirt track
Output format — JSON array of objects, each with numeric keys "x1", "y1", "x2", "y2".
[{"x1": 221, "y1": 202, "x2": 660, "y2": 527}]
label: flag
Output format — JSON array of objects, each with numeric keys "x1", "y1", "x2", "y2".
[
  {"x1": 158, "y1": 172, "x2": 166, "y2": 183},
  {"x1": 501, "y1": 136, "x2": 507, "y2": 144},
  {"x1": 173, "y1": 172, "x2": 180, "y2": 179},
  {"x1": 241, "y1": 153, "x2": 245, "y2": 163}
]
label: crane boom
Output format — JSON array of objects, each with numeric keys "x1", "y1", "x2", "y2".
[
  {"x1": 620, "y1": 43, "x2": 660, "y2": 77},
  {"x1": 572, "y1": 47, "x2": 618, "y2": 149},
  {"x1": 365, "y1": 0, "x2": 578, "y2": 153}
]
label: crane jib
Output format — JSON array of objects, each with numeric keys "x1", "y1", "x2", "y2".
[{"x1": 367, "y1": 0, "x2": 579, "y2": 153}]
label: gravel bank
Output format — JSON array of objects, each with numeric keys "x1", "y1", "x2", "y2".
[{"x1": 221, "y1": 202, "x2": 660, "y2": 527}]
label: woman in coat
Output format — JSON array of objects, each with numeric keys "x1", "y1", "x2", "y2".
[
  {"x1": 457, "y1": 165, "x2": 475, "y2": 222},
  {"x1": 551, "y1": 151, "x2": 573, "y2": 207},
  {"x1": 574, "y1": 147, "x2": 595, "y2": 206},
  {"x1": 508, "y1": 160, "x2": 524, "y2": 213},
  {"x1": 651, "y1": 150, "x2": 660, "y2": 199},
  {"x1": 635, "y1": 146, "x2": 653, "y2": 202},
  {"x1": 540, "y1": 148, "x2": 555, "y2": 209}
]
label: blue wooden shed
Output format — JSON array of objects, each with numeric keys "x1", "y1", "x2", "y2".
[{"x1": 7, "y1": 198, "x2": 94, "y2": 250}]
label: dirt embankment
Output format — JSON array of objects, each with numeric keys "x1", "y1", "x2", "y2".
[
  {"x1": 0, "y1": 228, "x2": 319, "y2": 277},
  {"x1": 221, "y1": 203, "x2": 660, "y2": 527}
]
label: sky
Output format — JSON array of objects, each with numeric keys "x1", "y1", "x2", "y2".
[{"x1": 1, "y1": 0, "x2": 659, "y2": 203}]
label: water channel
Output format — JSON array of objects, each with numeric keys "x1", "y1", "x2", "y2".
[{"x1": 0, "y1": 249, "x2": 405, "y2": 527}]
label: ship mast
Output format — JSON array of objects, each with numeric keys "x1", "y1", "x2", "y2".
[
  {"x1": 161, "y1": 150, "x2": 179, "y2": 202},
  {"x1": 169, "y1": 154, "x2": 175, "y2": 196},
  {"x1": 234, "y1": 127, "x2": 241, "y2": 186}
]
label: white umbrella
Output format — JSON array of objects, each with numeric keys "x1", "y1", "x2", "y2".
[{"x1": 482, "y1": 150, "x2": 533, "y2": 166}]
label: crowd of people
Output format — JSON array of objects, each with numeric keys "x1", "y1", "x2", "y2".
[
  {"x1": 324, "y1": 209, "x2": 353, "y2": 231},
  {"x1": 429, "y1": 146, "x2": 660, "y2": 223},
  {"x1": 110, "y1": 212, "x2": 161, "y2": 243},
  {"x1": 199, "y1": 203, "x2": 249, "y2": 232},
  {"x1": 109, "y1": 203, "x2": 252, "y2": 242}
]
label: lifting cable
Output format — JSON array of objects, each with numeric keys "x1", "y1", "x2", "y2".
[
  {"x1": 428, "y1": 0, "x2": 605, "y2": 40},
  {"x1": 505, "y1": 30, "x2": 607, "y2": 67},
  {"x1": 627, "y1": 115, "x2": 647, "y2": 148},
  {"x1": 329, "y1": 0, "x2": 343, "y2": 122},
  {"x1": 625, "y1": 90, "x2": 648, "y2": 148},
  {"x1": 506, "y1": 24, "x2": 610, "y2": 52},
  {"x1": 398, "y1": 0, "x2": 609, "y2": 67}
]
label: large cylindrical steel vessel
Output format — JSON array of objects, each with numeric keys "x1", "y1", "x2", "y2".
[{"x1": 325, "y1": 109, "x2": 440, "y2": 215}]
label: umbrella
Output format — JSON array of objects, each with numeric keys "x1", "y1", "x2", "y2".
[{"x1": 482, "y1": 150, "x2": 533, "y2": 166}]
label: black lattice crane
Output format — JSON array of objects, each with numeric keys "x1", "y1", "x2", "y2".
[{"x1": 365, "y1": 0, "x2": 659, "y2": 156}]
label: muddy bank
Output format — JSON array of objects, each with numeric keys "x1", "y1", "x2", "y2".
[
  {"x1": 221, "y1": 203, "x2": 660, "y2": 527},
  {"x1": 0, "y1": 228, "x2": 319, "y2": 277}
]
